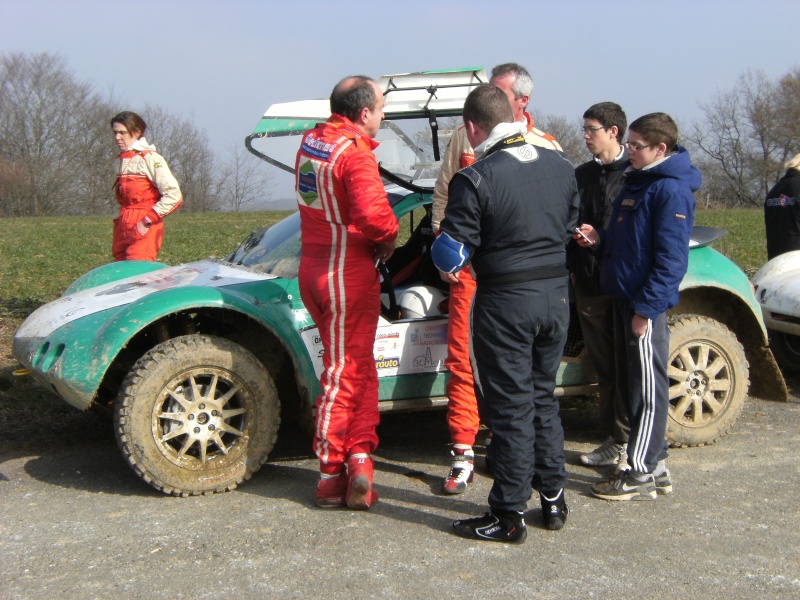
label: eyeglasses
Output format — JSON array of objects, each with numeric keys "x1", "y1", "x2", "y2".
[
  {"x1": 625, "y1": 141, "x2": 653, "y2": 151},
  {"x1": 580, "y1": 125, "x2": 606, "y2": 134}
]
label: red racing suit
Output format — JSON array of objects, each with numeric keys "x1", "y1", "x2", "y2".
[
  {"x1": 431, "y1": 113, "x2": 561, "y2": 447},
  {"x1": 295, "y1": 114, "x2": 399, "y2": 474},
  {"x1": 113, "y1": 138, "x2": 183, "y2": 261}
]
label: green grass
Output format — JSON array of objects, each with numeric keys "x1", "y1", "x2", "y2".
[
  {"x1": 0, "y1": 206, "x2": 769, "y2": 307},
  {"x1": 693, "y1": 207, "x2": 767, "y2": 277},
  {"x1": 0, "y1": 211, "x2": 294, "y2": 309}
]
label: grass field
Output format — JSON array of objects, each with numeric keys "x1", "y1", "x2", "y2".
[
  {"x1": 0, "y1": 207, "x2": 768, "y2": 310},
  {"x1": 0, "y1": 211, "x2": 295, "y2": 312}
]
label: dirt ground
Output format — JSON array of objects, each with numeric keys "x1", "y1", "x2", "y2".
[{"x1": 2, "y1": 308, "x2": 799, "y2": 598}]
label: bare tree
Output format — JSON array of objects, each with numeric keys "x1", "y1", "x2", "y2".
[
  {"x1": 686, "y1": 68, "x2": 798, "y2": 206},
  {"x1": 774, "y1": 67, "x2": 800, "y2": 168},
  {"x1": 0, "y1": 53, "x2": 112, "y2": 216},
  {"x1": 217, "y1": 142, "x2": 276, "y2": 211},
  {"x1": 142, "y1": 104, "x2": 221, "y2": 212},
  {"x1": 532, "y1": 112, "x2": 588, "y2": 166}
]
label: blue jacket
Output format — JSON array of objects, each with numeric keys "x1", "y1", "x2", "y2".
[{"x1": 599, "y1": 146, "x2": 701, "y2": 320}]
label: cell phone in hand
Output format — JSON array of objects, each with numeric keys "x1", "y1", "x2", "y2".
[{"x1": 574, "y1": 227, "x2": 592, "y2": 243}]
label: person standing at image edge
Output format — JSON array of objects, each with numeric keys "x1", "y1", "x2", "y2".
[{"x1": 764, "y1": 153, "x2": 800, "y2": 260}]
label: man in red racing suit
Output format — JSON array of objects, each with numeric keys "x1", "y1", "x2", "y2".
[{"x1": 296, "y1": 76, "x2": 398, "y2": 510}]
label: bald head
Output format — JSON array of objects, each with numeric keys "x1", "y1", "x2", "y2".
[{"x1": 330, "y1": 76, "x2": 378, "y2": 121}]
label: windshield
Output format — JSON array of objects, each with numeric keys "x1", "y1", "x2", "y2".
[
  {"x1": 224, "y1": 190, "x2": 420, "y2": 280},
  {"x1": 225, "y1": 212, "x2": 302, "y2": 279}
]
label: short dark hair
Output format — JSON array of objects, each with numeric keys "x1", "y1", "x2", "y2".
[
  {"x1": 330, "y1": 76, "x2": 378, "y2": 122},
  {"x1": 463, "y1": 84, "x2": 514, "y2": 133},
  {"x1": 110, "y1": 111, "x2": 146, "y2": 137},
  {"x1": 490, "y1": 62, "x2": 533, "y2": 99},
  {"x1": 583, "y1": 102, "x2": 627, "y2": 143},
  {"x1": 629, "y1": 112, "x2": 679, "y2": 151}
]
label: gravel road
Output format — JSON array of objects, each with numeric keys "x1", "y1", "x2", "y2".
[{"x1": 1, "y1": 384, "x2": 799, "y2": 599}]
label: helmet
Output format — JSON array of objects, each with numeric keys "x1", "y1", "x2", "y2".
[{"x1": 398, "y1": 285, "x2": 446, "y2": 319}]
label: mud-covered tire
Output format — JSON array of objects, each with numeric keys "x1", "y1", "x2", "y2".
[
  {"x1": 114, "y1": 335, "x2": 280, "y2": 496},
  {"x1": 666, "y1": 315, "x2": 748, "y2": 447},
  {"x1": 768, "y1": 330, "x2": 800, "y2": 375}
]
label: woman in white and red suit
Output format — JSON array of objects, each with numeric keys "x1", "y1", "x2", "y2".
[{"x1": 110, "y1": 111, "x2": 183, "y2": 261}]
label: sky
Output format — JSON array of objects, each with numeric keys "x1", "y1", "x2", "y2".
[{"x1": 2, "y1": 0, "x2": 799, "y2": 207}]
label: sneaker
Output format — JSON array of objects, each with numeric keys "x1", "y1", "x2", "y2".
[
  {"x1": 591, "y1": 471, "x2": 657, "y2": 501},
  {"x1": 539, "y1": 490, "x2": 569, "y2": 530},
  {"x1": 654, "y1": 467, "x2": 673, "y2": 495},
  {"x1": 580, "y1": 438, "x2": 627, "y2": 467},
  {"x1": 453, "y1": 511, "x2": 527, "y2": 544},
  {"x1": 443, "y1": 448, "x2": 474, "y2": 495},
  {"x1": 346, "y1": 455, "x2": 379, "y2": 510},
  {"x1": 314, "y1": 473, "x2": 347, "y2": 508}
]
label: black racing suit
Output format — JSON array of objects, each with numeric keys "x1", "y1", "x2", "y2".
[{"x1": 438, "y1": 131, "x2": 579, "y2": 512}]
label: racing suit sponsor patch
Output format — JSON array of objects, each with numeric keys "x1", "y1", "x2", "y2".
[
  {"x1": 766, "y1": 194, "x2": 796, "y2": 207},
  {"x1": 297, "y1": 160, "x2": 319, "y2": 206}
]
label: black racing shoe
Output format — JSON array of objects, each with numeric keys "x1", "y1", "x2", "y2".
[
  {"x1": 539, "y1": 490, "x2": 569, "y2": 530},
  {"x1": 453, "y1": 511, "x2": 527, "y2": 544}
]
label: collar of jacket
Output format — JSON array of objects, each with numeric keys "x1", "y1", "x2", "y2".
[
  {"x1": 324, "y1": 114, "x2": 379, "y2": 150},
  {"x1": 474, "y1": 121, "x2": 527, "y2": 158}
]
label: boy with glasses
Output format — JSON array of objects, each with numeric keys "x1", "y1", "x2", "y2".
[
  {"x1": 574, "y1": 113, "x2": 701, "y2": 500},
  {"x1": 568, "y1": 102, "x2": 631, "y2": 472}
]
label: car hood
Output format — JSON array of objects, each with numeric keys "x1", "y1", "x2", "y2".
[
  {"x1": 17, "y1": 260, "x2": 278, "y2": 340},
  {"x1": 752, "y1": 250, "x2": 800, "y2": 314}
]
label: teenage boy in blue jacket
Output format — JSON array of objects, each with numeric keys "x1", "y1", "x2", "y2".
[{"x1": 575, "y1": 112, "x2": 701, "y2": 500}]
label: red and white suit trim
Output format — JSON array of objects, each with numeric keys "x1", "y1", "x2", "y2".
[{"x1": 295, "y1": 115, "x2": 398, "y2": 473}]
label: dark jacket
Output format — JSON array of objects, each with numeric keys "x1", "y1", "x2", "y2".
[
  {"x1": 568, "y1": 149, "x2": 628, "y2": 295},
  {"x1": 439, "y1": 132, "x2": 579, "y2": 285},
  {"x1": 764, "y1": 168, "x2": 800, "y2": 260},
  {"x1": 599, "y1": 146, "x2": 701, "y2": 320}
]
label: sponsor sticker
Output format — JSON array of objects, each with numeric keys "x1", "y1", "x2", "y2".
[{"x1": 375, "y1": 356, "x2": 400, "y2": 369}]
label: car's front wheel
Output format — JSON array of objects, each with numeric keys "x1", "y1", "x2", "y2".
[
  {"x1": 114, "y1": 335, "x2": 280, "y2": 496},
  {"x1": 666, "y1": 315, "x2": 748, "y2": 447}
]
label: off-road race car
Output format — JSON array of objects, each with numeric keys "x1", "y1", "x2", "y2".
[{"x1": 13, "y1": 68, "x2": 787, "y2": 496}]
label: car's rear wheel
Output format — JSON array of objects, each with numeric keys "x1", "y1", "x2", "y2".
[
  {"x1": 666, "y1": 315, "x2": 748, "y2": 447},
  {"x1": 768, "y1": 329, "x2": 800, "y2": 374},
  {"x1": 114, "y1": 335, "x2": 280, "y2": 496}
]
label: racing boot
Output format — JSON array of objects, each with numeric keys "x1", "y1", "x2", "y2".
[
  {"x1": 443, "y1": 446, "x2": 474, "y2": 494},
  {"x1": 453, "y1": 509, "x2": 527, "y2": 544},
  {"x1": 539, "y1": 489, "x2": 569, "y2": 530},
  {"x1": 314, "y1": 472, "x2": 347, "y2": 508},
  {"x1": 346, "y1": 454, "x2": 379, "y2": 510}
]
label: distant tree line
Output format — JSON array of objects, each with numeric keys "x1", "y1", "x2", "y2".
[
  {"x1": 0, "y1": 53, "x2": 274, "y2": 217},
  {"x1": 1, "y1": 53, "x2": 798, "y2": 216}
]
